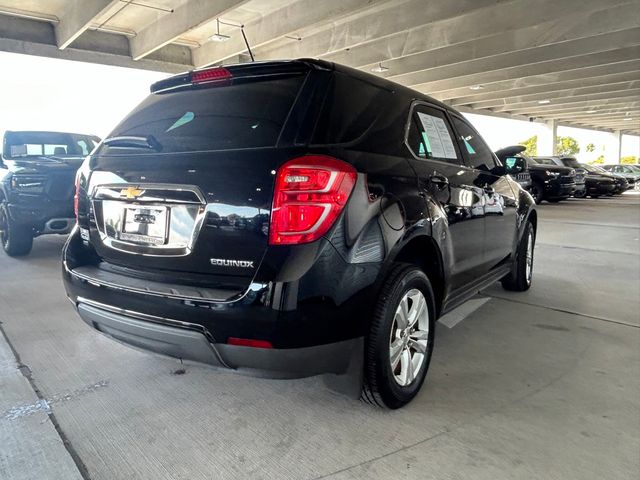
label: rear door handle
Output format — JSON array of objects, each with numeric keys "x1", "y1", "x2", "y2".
[{"x1": 429, "y1": 175, "x2": 449, "y2": 189}]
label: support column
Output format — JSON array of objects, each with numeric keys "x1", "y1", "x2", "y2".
[
  {"x1": 607, "y1": 130, "x2": 622, "y2": 164},
  {"x1": 538, "y1": 119, "x2": 557, "y2": 156}
]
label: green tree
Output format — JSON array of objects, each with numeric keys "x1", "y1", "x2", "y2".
[
  {"x1": 519, "y1": 135, "x2": 537, "y2": 156},
  {"x1": 556, "y1": 136, "x2": 580, "y2": 156},
  {"x1": 621, "y1": 155, "x2": 638, "y2": 164},
  {"x1": 589, "y1": 155, "x2": 605, "y2": 165},
  {"x1": 586, "y1": 143, "x2": 596, "y2": 153}
]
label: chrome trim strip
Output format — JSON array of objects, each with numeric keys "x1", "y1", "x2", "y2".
[{"x1": 68, "y1": 265, "x2": 246, "y2": 304}]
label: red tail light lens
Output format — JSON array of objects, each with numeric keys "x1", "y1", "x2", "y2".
[
  {"x1": 191, "y1": 67, "x2": 232, "y2": 84},
  {"x1": 228, "y1": 337, "x2": 273, "y2": 349},
  {"x1": 269, "y1": 156, "x2": 357, "y2": 245},
  {"x1": 73, "y1": 172, "x2": 81, "y2": 221}
]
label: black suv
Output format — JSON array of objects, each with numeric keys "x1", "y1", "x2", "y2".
[
  {"x1": 63, "y1": 60, "x2": 536, "y2": 409},
  {"x1": 534, "y1": 156, "x2": 587, "y2": 198},
  {"x1": 1, "y1": 131, "x2": 99, "y2": 256}
]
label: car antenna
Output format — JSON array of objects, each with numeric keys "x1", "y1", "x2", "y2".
[{"x1": 217, "y1": 19, "x2": 255, "y2": 62}]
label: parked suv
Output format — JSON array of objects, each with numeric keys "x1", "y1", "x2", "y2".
[
  {"x1": 63, "y1": 60, "x2": 536, "y2": 409},
  {"x1": 602, "y1": 164, "x2": 640, "y2": 189},
  {"x1": 1, "y1": 130, "x2": 100, "y2": 256},
  {"x1": 581, "y1": 164, "x2": 625, "y2": 196},
  {"x1": 534, "y1": 156, "x2": 587, "y2": 198}
]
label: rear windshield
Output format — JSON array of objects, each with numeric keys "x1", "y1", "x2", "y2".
[
  {"x1": 561, "y1": 158, "x2": 580, "y2": 168},
  {"x1": 4, "y1": 132, "x2": 99, "y2": 159},
  {"x1": 99, "y1": 75, "x2": 305, "y2": 154}
]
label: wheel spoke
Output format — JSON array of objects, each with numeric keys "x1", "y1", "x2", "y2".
[
  {"x1": 409, "y1": 330, "x2": 429, "y2": 341},
  {"x1": 395, "y1": 296, "x2": 409, "y2": 329},
  {"x1": 409, "y1": 338, "x2": 427, "y2": 354},
  {"x1": 389, "y1": 338, "x2": 403, "y2": 370},
  {"x1": 401, "y1": 348, "x2": 414, "y2": 385}
]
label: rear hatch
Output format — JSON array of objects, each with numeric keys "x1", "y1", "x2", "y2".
[{"x1": 84, "y1": 62, "x2": 316, "y2": 292}]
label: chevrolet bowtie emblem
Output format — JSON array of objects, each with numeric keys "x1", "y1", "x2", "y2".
[{"x1": 120, "y1": 186, "x2": 145, "y2": 199}]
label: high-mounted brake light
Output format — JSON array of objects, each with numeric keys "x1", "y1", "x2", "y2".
[
  {"x1": 73, "y1": 172, "x2": 81, "y2": 221},
  {"x1": 269, "y1": 156, "x2": 357, "y2": 245},
  {"x1": 191, "y1": 67, "x2": 232, "y2": 84}
]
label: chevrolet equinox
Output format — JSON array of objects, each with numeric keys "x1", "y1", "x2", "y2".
[{"x1": 63, "y1": 59, "x2": 536, "y2": 409}]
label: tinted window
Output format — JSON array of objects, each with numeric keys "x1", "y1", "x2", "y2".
[
  {"x1": 4, "y1": 132, "x2": 97, "y2": 159},
  {"x1": 407, "y1": 105, "x2": 459, "y2": 163},
  {"x1": 561, "y1": 158, "x2": 581, "y2": 168},
  {"x1": 451, "y1": 117, "x2": 496, "y2": 171},
  {"x1": 536, "y1": 158, "x2": 556, "y2": 166},
  {"x1": 312, "y1": 73, "x2": 387, "y2": 144},
  {"x1": 101, "y1": 76, "x2": 304, "y2": 154}
]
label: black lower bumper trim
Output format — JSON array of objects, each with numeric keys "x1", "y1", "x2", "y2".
[{"x1": 76, "y1": 302, "x2": 362, "y2": 379}]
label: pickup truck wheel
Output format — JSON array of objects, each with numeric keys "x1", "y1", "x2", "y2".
[
  {"x1": 529, "y1": 182, "x2": 544, "y2": 204},
  {"x1": 0, "y1": 203, "x2": 33, "y2": 256},
  {"x1": 362, "y1": 264, "x2": 435, "y2": 409},
  {"x1": 501, "y1": 220, "x2": 535, "y2": 292}
]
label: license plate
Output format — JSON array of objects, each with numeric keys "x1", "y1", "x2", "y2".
[{"x1": 118, "y1": 206, "x2": 168, "y2": 245}]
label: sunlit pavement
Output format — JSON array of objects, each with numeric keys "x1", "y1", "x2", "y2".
[{"x1": 1, "y1": 195, "x2": 638, "y2": 480}]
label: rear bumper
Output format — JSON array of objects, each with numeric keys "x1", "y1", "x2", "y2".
[
  {"x1": 75, "y1": 299, "x2": 362, "y2": 378},
  {"x1": 7, "y1": 200, "x2": 74, "y2": 233}
]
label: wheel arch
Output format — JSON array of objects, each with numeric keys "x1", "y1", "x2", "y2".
[{"x1": 383, "y1": 234, "x2": 446, "y2": 318}]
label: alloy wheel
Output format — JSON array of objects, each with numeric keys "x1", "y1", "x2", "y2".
[
  {"x1": 525, "y1": 230, "x2": 534, "y2": 284},
  {"x1": 0, "y1": 206, "x2": 8, "y2": 248},
  {"x1": 389, "y1": 289, "x2": 430, "y2": 387}
]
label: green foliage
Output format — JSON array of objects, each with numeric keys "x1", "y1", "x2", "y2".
[
  {"x1": 589, "y1": 155, "x2": 605, "y2": 165},
  {"x1": 621, "y1": 156, "x2": 638, "y2": 165},
  {"x1": 519, "y1": 135, "x2": 537, "y2": 156},
  {"x1": 556, "y1": 136, "x2": 580, "y2": 156},
  {"x1": 586, "y1": 143, "x2": 596, "y2": 153}
]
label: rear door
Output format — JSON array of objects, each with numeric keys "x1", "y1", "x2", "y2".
[
  {"x1": 85, "y1": 71, "x2": 309, "y2": 286},
  {"x1": 449, "y1": 115, "x2": 518, "y2": 271},
  {"x1": 405, "y1": 103, "x2": 486, "y2": 290}
]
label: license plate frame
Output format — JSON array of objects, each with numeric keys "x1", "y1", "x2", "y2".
[{"x1": 118, "y1": 205, "x2": 169, "y2": 246}]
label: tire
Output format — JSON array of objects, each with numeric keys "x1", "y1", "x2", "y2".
[
  {"x1": 573, "y1": 190, "x2": 586, "y2": 198},
  {"x1": 362, "y1": 264, "x2": 436, "y2": 409},
  {"x1": 529, "y1": 182, "x2": 544, "y2": 204},
  {"x1": 501, "y1": 220, "x2": 535, "y2": 292},
  {"x1": 547, "y1": 198, "x2": 561, "y2": 203},
  {"x1": 0, "y1": 203, "x2": 33, "y2": 257}
]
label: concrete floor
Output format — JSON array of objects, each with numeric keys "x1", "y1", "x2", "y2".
[{"x1": 0, "y1": 194, "x2": 638, "y2": 480}]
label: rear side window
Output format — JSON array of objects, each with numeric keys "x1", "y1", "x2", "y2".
[
  {"x1": 451, "y1": 116, "x2": 496, "y2": 171},
  {"x1": 312, "y1": 73, "x2": 388, "y2": 144},
  {"x1": 407, "y1": 105, "x2": 459, "y2": 163},
  {"x1": 100, "y1": 75, "x2": 305, "y2": 154}
]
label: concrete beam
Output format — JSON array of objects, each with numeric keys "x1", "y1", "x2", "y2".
[
  {"x1": 503, "y1": 94, "x2": 640, "y2": 115},
  {"x1": 55, "y1": 0, "x2": 120, "y2": 49},
  {"x1": 363, "y1": 2, "x2": 639, "y2": 81},
  {"x1": 495, "y1": 89, "x2": 640, "y2": 114},
  {"x1": 192, "y1": 0, "x2": 387, "y2": 67},
  {"x1": 256, "y1": 0, "x2": 509, "y2": 62},
  {"x1": 430, "y1": 60, "x2": 640, "y2": 101},
  {"x1": 535, "y1": 107, "x2": 640, "y2": 121},
  {"x1": 0, "y1": 15, "x2": 192, "y2": 73},
  {"x1": 465, "y1": 79, "x2": 640, "y2": 110},
  {"x1": 411, "y1": 46, "x2": 640, "y2": 95},
  {"x1": 391, "y1": 28, "x2": 640, "y2": 89},
  {"x1": 131, "y1": 0, "x2": 248, "y2": 60}
]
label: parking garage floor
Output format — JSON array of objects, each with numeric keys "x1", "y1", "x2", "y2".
[{"x1": 1, "y1": 194, "x2": 639, "y2": 480}]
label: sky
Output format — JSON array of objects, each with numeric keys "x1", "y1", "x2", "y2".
[{"x1": 0, "y1": 51, "x2": 638, "y2": 162}]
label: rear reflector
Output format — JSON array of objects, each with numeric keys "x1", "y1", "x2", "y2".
[
  {"x1": 191, "y1": 67, "x2": 232, "y2": 84},
  {"x1": 269, "y1": 155, "x2": 357, "y2": 245},
  {"x1": 227, "y1": 337, "x2": 273, "y2": 349}
]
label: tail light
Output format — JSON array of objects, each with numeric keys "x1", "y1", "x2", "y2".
[
  {"x1": 228, "y1": 337, "x2": 273, "y2": 349},
  {"x1": 191, "y1": 67, "x2": 232, "y2": 84},
  {"x1": 269, "y1": 156, "x2": 357, "y2": 245},
  {"x1": 73, "y1": 172, "x2": 81, "y2": 221}
]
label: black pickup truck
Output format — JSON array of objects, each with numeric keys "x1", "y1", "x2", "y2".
[{"x1": 0, "y1": 131, "x2": 100, "y2": 256}]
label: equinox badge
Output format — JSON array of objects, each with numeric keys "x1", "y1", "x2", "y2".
[{"x1": 210, "y1": 258, "x2": 255, "y2": 268}]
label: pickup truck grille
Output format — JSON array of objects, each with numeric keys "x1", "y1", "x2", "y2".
[
  {"x1": 514, "y1": 172, "x2": 531, "y2": 186},
  {"x1": 46, "y1": 173, "x2": 75, "y2": 201}
]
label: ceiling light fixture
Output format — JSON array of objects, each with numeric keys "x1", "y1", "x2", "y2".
[
  {"x1": 585, "y1": 110, "x2": 597, "y2": 114},
  {"x1": 538, "y1": 99, "x2": 551, "y2": 104},
  {"x1": 209, "y1": 18, "x2": 231, "y2": 42},
  {"x1": 469, "y1": 84, "x2": 484, "y2": 91},
  {"x1": 371, "y1": 63, "x2": 389, "y2": 73},
  {"x1": 624, "y1": 117, "x2": 633, "y2": 121}
]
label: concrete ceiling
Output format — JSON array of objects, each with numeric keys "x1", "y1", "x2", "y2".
[{"x1": 0, "y1": 0, "x2": 638, "y2": 135}]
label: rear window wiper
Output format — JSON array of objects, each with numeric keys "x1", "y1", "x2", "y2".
[{"x1": 103, "y1": 135, "x2": 162, "y2": 151}]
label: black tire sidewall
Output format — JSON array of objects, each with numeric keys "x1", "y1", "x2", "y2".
[
  {"x1": 368, "y1": 265, "x2": 436, "y2": 409},
  {"x1": 0, "y1": 202, "x2": 33, "y2": 256}
]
